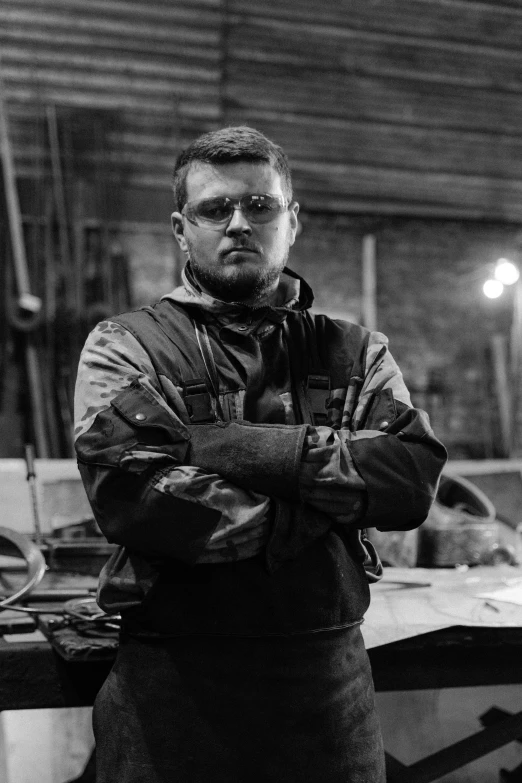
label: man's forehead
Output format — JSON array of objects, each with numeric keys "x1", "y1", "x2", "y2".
[{"x1": 184, "y1": 161, "x2": 283, "y2": 200}]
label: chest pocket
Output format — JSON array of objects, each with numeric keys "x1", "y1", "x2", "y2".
[
  {"x1": 186, "y1": 322, "x2": 252, "y2": 424},
  {"x1": 182, "y1": 380, "x2": 248, "y2": 424},
  {"x1": 220, "y1": 389, "x2": 246, "y2": 422}
]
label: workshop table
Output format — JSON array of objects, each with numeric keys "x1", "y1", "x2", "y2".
[
  {"x1": 364, "y1": 565, "x2": 522, "y2": 782},
  {"x1": 1, "y1": 565, "x2": 522, "y2": 782}
]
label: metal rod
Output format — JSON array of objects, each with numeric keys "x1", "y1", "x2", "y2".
[
  {"x1": 0, "y1": 64, "x2": 32, "y2": 297},
  {"x1": 25, "y1": 340, "x2": 50, "y2": 458},
  {"x1": 46, "y1": 104, "x2": 75, "y2": 310},
  {"x1": 0, "y1": 61, "x2": 49, "y2": 456},
  {"x1": 24, "y1": 443, "x2": 44, "y2": 547}
]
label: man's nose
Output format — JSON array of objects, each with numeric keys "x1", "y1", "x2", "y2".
[{"x1": 225, "y1": 206, "x2": 252, "y2": 235}]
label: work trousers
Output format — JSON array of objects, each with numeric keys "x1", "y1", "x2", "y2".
[{"x1": 93, "y1": 624, "x2": 386, "y2": 783}]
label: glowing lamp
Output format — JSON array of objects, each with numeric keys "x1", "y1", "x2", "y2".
[
  {"x1": 494, "y1": 259, "x2": 520, "y2": 286},
  {"x1": 483, "y1": 279, "x2": 504, "y2": 299}
]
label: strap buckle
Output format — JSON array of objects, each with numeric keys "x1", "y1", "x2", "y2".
[
  {"x1": 307, "y1": 372, "x2": 331, "y2": 425},
  {"x1": 183, "y1": 378, "x2": 216, "y2": 423}
]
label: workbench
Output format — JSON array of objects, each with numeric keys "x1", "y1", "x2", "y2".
[
  {"x1": 1, "y1": 565, "x2": 522, "y2": 782},
  {"x1": 364, "y1": 565, "x2": 522, "y2": 781}
]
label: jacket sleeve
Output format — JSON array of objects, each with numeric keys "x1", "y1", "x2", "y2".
[
  {"x1": 74, "y1": 321, "x2": 278, "y2": 564},
  {"x1": 299, "y1": 331, "x2": 447, "y2": 532},
  {"x1": 187, "y1": 421, "x2": 307, "y2": 501}
]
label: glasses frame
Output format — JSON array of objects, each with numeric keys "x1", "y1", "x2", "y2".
[{"x1": 181, "y1": 193, "x2": 289, "y2": 229}]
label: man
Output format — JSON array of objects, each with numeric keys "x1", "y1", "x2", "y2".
[{"x1": 74, "y1": 126, "x2": 446, "y2": 782}]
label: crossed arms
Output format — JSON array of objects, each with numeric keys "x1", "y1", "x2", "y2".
[{"x1": 74, "y1": 321, "x2": 447, "y2": 565}]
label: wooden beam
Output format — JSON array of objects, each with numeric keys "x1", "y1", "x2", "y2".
[
  {"x1": 361, "y1": 234, "x2": 377, "y2": 331},
  {"x1": 490, "y1": 333, "x2": 513, "y2": 457}
]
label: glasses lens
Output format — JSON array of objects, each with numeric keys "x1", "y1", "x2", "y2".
[
  {"x1": 193, "y1": 197, "x2": 234, "y2": 224},
  {"x1": 184, "y1": 194, "x2": 287, "y2": 227},
  {"x1": 243, "y1": 194, "x2": 285, "y2": 223}
]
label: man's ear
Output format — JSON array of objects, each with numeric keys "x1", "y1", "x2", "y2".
[
  {"x1": 288, "y1": 201, "x2": 300, "y2": 246},
  {"x1": 171, "y1": 212, "x2": 189, "y2": 255}
]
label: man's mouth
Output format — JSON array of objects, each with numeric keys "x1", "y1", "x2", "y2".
[{"x1": 222, "y1": 247, "x2": 258, "y2": 257}]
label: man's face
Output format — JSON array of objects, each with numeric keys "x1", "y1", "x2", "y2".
[{"x1": 171, "y1": 162, "x2": 299, "y2": 305}]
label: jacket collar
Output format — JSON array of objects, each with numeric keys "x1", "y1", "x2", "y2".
[{"x1": 161, "y1": 264, "x2": 314, "y2": 321}]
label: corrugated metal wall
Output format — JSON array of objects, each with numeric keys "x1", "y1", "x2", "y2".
[
  {"x1": 225, "y1": 0, "x2": 522, "y2": 220},
  {"x1": 1, "y1": 0, "x2": 223, "y2": 189},
  {"x1": 2, "y1": 0, "x2": 522, "y2": 219}
]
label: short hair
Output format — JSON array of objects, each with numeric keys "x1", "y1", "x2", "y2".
[{"x1": 172, "y1": 126, "x2": 293, "y2": 211}]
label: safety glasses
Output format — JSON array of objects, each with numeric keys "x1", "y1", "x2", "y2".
[{"x1": 182, "y1": 193, "x2": 288, "y2": 229}]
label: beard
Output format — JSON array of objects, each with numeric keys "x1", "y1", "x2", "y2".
[{"x1": 186, "y1": 242, "x2": 288, "y2": 305}]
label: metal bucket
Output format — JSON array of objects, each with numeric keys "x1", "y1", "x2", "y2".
[{"x1": 417, "y1": 474, "x2": 498, "y2": 566}]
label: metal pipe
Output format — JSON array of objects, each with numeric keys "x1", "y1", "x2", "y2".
[
  {"x1": 24, "y1": 443, "x2": 44, "y2": 547},
  {"x1": 0, "y1": 61, "x2": 49, "y2": 456}
]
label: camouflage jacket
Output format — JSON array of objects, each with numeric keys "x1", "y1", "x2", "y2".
[{"x1": 74, "y1": 266, "x2": 446, "y2": 636}]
